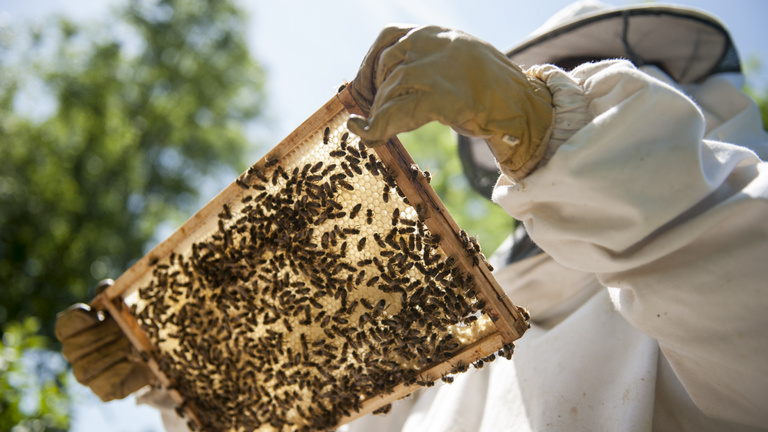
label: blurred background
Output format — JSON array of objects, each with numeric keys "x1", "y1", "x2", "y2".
[{"x1": 1, "y1": 0, "x2": 766, "y2": 431}]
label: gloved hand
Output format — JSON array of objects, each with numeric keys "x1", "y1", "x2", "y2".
[
  {"x1": 55, "y1": 280, "x2": 155, "y2": 402},
  {"x1": 348, "y1": 25, "x2": 554, "y2": 181}
]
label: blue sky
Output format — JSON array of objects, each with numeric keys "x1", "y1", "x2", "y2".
[
  {"x1": 245, "y1": 0, "x2": 768, "y2": 144},
  {"x1": 4, "y1": 0, "x2": 767, "y2": 145},
  {"x1": 2, "y1": 1, "x2": 767, "y2": 431}
]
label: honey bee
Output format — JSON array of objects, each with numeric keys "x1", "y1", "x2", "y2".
[
  {"x1": 219, "y1": 203, "x2": 232, "y2": 220},
  {"x1": 463, "y1": 315, "x2": 478, "y2": 325},
  {"x1": 409, "y1": 164, "x2": 420, "y2": 180},
  {"x1": 481, "y1": 254, "x2": 495, "y2": 271},
  {"x1": 310, "y1": 161, "x2": 323, "y2": 174},
  {"x1": 249, "y1": 166, "x2": 268, "y2": 182},
  {"x1": 517, "y1": 306, "x2": 531, "y2": 321},
  {"x1": 347, "y1": 299, "x2": 360, "y2": 314},
  {"x1": 358, "y1": 312, "x2": 373, "y2": 325},
  {"x1": 349, "y1": 203, "x2": 362, "y2": 219},
  {"x1": 416, "y1": 376, "x2": 435, "y2": 387},
  {"x1": 374, "y1": 299, "x2": 387, "y2": 314},
  {"x1": 340, "y1": 241, "x2": 348, "y2": 258},
  {"x1": 372, "y1": 404, "x2": 392, "y2": 415},
  {"x1": 451, "y1": 361, "x2": 468, "y2": 373},
  {"x1": 350, "y1": 163, "x2": 363, "y2": 175},
  {"x1": 373, "y1": 233, "x2": 386, "y2": 248},
  {"x1": 347, "y1": 146, "x2": 360, "y2": 159},
  {"x1": 235, "y1": 178, "x2": 249, "y2": 189},
  {"x1": 283, "y1": 317, "x2": 293, "y2": 332},
  {"x1": 321, "y1": 232, "x2": 330, "y2": 248},
  {"x1": 323, "y1": 127, "x2": 330, "y2": 144},
  {"x1": 314, "y1": 310, "x2": 327, "y2": 323},
  {"x1": 368, "y1": 155, "x2": 380, "y2": 176}
]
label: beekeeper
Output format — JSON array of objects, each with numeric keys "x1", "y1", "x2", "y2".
[
  {"x1": 56, "y1": 1, "x2": 768, "y2": 431},
  {"x1": 340, "y1": 1, "x2": 768, "y2": 431}
]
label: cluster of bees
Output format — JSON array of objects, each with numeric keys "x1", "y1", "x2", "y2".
[{"x1": 129, "y1": 112, "x2": 507, "y2": 431}]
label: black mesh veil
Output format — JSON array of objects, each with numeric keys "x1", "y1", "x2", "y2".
[{"x1": 506, "y1": 6, "x2": 740, "y2": 83}]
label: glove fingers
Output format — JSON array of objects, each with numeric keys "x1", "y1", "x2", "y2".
[
  {"x1": 121, "y1": 362, "x2": 156, "y2": 396},
  {"x1": 89, "y1": 361, "x2": 154, "y2": 402},
  {"x1": 71, "y1": 336, "x2": 133, "y2": 385},
  {"x1": 61, "y1": 317, "x2": 124, "y2": 362},
  {"x1": 350, "y1": 24, "x2": 416, "y2": 112},
  {"x1": 55, "y1": 303, "x2": 101, "y2": 342},
  {"x1": 348, "y1": 85, "x2": 436, "y2": 144}
]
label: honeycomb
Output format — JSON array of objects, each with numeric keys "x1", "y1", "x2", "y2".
[{"x1": 119, "y1": 106, "x2": 521, "y2": 431}]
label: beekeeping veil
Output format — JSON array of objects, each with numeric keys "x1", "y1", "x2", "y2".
[{"x1": 459, "y1": 0, "x2": 741, "y2": 200}]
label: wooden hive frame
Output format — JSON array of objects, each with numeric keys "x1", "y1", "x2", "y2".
[{"x1": 91, "y1": 84, "x2": 529, "y2": 431}]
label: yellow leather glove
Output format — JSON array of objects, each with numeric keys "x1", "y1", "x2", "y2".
[
  {"x1": 348, "y1": 25, "x2": 554, "y2": 181},
  {"x1": 55, "y1": 280, "x2": 154, "y2": 402}
]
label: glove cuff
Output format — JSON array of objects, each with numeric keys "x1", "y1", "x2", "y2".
[{"x1": 489, "y1": 73, "x2": 554, "y2": 183}]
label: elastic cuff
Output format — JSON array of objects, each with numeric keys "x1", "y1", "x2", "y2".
[{"x1": 526, "y1": 65, "x2": 590, "y2": 169}]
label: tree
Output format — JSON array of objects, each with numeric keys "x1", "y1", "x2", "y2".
[
  {"x1": 744, "y1": 55, "x2": 768, "y2": 133},
  {"x1": 0, "y1": 0, "x2": 265, "y2": 429},
  {"x1": 0, "y1": 318, "x2": 70, "y2": 432},
  {"x1": 0, "y1": 0, "x2": 265, "y2": 340}
]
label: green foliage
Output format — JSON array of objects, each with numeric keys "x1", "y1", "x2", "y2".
[
  {"x1": 743, "y1": 55, "x2": 768, "y2": 132},
  {"x1": 0, "y1": 318, "x2": 70, "y2": 432},
  {"x1": 399, "y1": 123, "x2": 515, "y2": 255},
  {"x1": 754, "y1": 89, "x2": 768, "y2": 132},
  {"x1": 0, "y1": 0, "x2": 265, "y2": 340},
  {"x1": 746, "y1": 86, "x2": 768, "y2": 133}
]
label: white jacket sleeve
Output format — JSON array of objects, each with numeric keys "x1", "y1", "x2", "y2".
[
  {"x1": 135, "y1": 387, "x2": 191, "y2": 432},
  {"x1": 493, "y1": 60, "x2": 768, "y2": 428}
]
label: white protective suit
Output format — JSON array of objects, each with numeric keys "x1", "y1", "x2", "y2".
[
  {"x1": 148, "y1": 61, "x2": 768, "y2": 431},
  {"x1": 339, "y1": 61, "x2": 768, "y2": 432}
]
